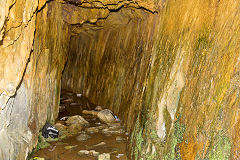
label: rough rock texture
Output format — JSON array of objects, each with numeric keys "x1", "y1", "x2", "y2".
[
  {"x1": 129, "y1": 0, "x2": 240, "y2": 159},
  {"x1": 0, "y1": 0, "x2": 240, "y2": 159}
]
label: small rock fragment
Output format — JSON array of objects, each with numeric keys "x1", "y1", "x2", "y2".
[
  {"x1": 89, "y1": 150, "x2": 100, "y2": 156},
  {"x1": 98, "y1": 153, "x2": 110, "y2": 160},
  {"x1": 86, "y1": 127, "x2": 99, "y2": 134},
  {"x1": 76, "y1": 133, "x2": 91, "y2": 141},
  {"x1": 78, "y1": 150, "x2": 90, "y2": 156}
]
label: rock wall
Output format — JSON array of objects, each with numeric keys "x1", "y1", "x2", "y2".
[
  {"x1": 0, "y1": 1, "x2": 70, "y2": 159},
  {"x1": 130, "y1": 0, "x2": 240, "y2": 159}
]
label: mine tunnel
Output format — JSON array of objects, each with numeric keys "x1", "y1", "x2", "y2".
[{"x1": 0, "y1": 0, "x2": 240, "y2": 159}]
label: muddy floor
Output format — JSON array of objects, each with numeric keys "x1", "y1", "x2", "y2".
[{"x1": 32, "y1": 90, "x2": 128, "y2": 160}]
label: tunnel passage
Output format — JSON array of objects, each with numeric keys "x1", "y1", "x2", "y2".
[
  {"x1": 32, "y1": 1, "x2": 158, "y2": 159},
  {"x1": 61, "y1": 7, "x2": 156, "y2": 128}
]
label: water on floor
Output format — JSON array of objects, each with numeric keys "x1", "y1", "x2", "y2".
[{"x1": 32, "y1": 90, "x2": 128, "y2": 160}]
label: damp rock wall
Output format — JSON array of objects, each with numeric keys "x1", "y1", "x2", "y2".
[
  {"x1": 130, "y1": 0, "x2": 240, "y2": 159},
  {"x1": 0, "y1": 1, "x2": 70, "y2": 159}
]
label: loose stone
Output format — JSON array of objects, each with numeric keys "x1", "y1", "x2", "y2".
[
  {"x1": 98, "y1": 153, "x2": 111, "y2": 160},
  {"x1": 89, "y1": 150, "x2": 100, "y2": 156},
  {"x1": 78, "y1": 150, "x2": 90, "y2": 156},
  {"x1": 86, "y1": 127, "x2": 99, "y2": 134}
]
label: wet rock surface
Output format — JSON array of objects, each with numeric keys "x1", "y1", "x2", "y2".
[{"x1": 32, "y1": 90, "x2": 128, "y2": 160}]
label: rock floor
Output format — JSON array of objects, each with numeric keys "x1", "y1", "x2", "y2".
[{"x1": 32, "y1": 90, "x2": 128, "y2": 160}]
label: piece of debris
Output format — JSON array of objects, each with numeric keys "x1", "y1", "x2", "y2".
[{"x1": 42, "y1": 122, "x2": 59, "y2": 139}]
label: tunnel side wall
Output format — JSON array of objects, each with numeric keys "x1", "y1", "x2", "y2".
[{"x1": 0, "y1": 2, "x2": 70, "y2": 159}]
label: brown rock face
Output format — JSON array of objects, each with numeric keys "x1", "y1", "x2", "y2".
[{"x1": 0, "y1": 0, "x2": 240, "y2": 159}]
